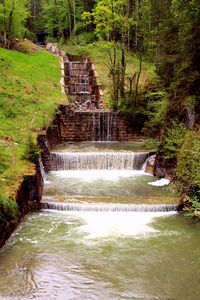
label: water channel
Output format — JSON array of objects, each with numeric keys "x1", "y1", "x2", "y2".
[{"x1": 0, "y1": 142, "x2": 200, "y2": 299}]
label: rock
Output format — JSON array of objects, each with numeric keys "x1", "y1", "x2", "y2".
[{"x1": 145, "y1": 154, "x2": 156, "y2": 174}]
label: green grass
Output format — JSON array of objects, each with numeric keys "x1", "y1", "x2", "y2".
[
  {"x1": 62, "y1": 40, "x2": 157, "y2": 105},
  {"x1": 0, "y1": 41, "x2": 66, "y2": 198}
]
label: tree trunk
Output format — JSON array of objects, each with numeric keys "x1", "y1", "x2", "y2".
[
  {"x1": 3, "y1": 30, "x2": 7, "y2": 48},
  {"x1": 120, "y1": 48, "x2": 126, "y2": 98},
  {"x1": 134, "y1": 52, "x2": 142, "y2": 108}
]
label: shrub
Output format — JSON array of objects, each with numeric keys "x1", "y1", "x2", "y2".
[
  {"x1": 143, "y1": 90, "x2": 169, "y2": 136},
  {"x1": 177, "y1": 131, "x2": 200, "y2": 190},
  {"x1": 162, "y1": 121, "x2": 187, "y2": 160},
  {"x1": 184, "y1": 196, "x2": 200, "y2": 220},
  {"x1": 24, "y1": 135, "x2": 41, "y2": 163},
  {"x1": 0, "y1": 192, "x2": 18, "y2": 222}
]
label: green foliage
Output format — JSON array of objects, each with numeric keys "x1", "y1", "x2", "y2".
[
  {"x1": 185, "y1": 95, "x2": 196, "y2": 110},
  {"x1": 157, "y1": 0, "x2": 200, "y2": 117},
  {"x1": 24, "y1": 135, "x2": 41, "y2": 163},
  {"x1": 65, "y1": 32, "x2": 96, "y2": 46},
  {"x1": 176, "y1": 131, "x2": 200, "y2": 188},
  {"x1": 93, "y1": 0, "x2": 126, "y2": 40},
  {"x1": 0, "y1": 0, "x2": 28, "y2": 48},
  {"x1": 0, "y1": 192, "x2": 18, "y2": 222},
  {"x1": 184, "y1": 196, "x2": 200, "y2": 219},
  {"x1": 41, "y1": 0, "x2": 85, "y2": 41},
  {"x1": 140, "y1": 138, "x2": 159, "y2": 149},
  {"x1": 42, "y1": 0, "x2": 71, "y2": 39},
  {"x1": 0, "y1": 44, "x2": 65, "y2": 194},
  {"x1": 0, "y1": 145, "x2": 12, "y2": 175},
  {"x1": 82, "y1": 0, "x2": 137, "y2": 46},
  {"x1": 162, "y1": 121, "x2": 187, "y2": 160},
  {"x1": 143, "y1": 90, "x2": 168, "y2": 136}
]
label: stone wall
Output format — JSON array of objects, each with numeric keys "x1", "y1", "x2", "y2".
[
  {"x1": 56, "y1": 105, "x2": 137, "y2": 141},
  {"x1": 59, "y1": 110, "x2": 135, "y2": 142},
  {"x1": 0, "y1": 166, "x2": 43, "y2": 248},
  {"x1": 38, "y1": 105, "x2": 141, "y2": 171}
]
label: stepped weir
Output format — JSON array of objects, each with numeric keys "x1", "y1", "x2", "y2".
[
  {"x1": 42, "y1": 202, "x2": 178, "y2": 212},
  {"x1": 63, "y1": 55, "x2": 102, "y2": 110},
  {"x1": 39, "y1": 52, "x2": 178, "y2": 214}
]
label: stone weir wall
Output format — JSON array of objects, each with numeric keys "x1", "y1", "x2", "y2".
[
  {"x1": 0, "y1": 166, "x2": 43, "y2": 248},
  {"x1": 63, "y1": 54, "x2": 104, "y2": 110},
  {"x1": 38, "y1": 105, "x2": 140, "y2": 172}
]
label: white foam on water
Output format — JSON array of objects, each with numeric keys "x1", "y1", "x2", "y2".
[
  {"x1": 50, "y1": 170, "x2": 152, "y2": 182},
  {"x1": 44, "y1": 180, "x2": 51, "y2": 184},
  {"x1": 65, "y1": 211, "x2": 176, "y2": 238},
  {"x1": 148, "y1": 178, "x2": 170, "y2": 187}
]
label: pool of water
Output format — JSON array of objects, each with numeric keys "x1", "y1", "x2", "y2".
[
  {"x1": 44, "y1": 170, "x2": 177, "y2": 204},
  {"x1": 0, "y1": 211, "x2": 200, "y2": 300},
  {"x1": 0, "y1": 142, "x2": 189, "y2": 299}
]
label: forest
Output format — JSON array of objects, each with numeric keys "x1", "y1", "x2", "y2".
[{"x1": 0, "y1": 0, "x2": 200, "y2": 216}]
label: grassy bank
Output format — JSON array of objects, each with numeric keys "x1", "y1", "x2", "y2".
[
  {"x1": 61, "y1": 41, "x2": 157, "y2": 106},
  {"x1": 0, "y1": 41, "x2": 66, "y2": 206}
]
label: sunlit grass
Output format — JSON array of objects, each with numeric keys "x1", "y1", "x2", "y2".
[{"x1": 0, "y1": 42, "x2": 66, "y2": 197}]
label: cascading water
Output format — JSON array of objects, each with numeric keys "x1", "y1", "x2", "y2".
[
  {"x1": 38, "y1": 156, "x2": 45, "y2": 181},
  {"x1": 43, "y1": 142, "x2": 178, "y2": 211},
  {"x1": 66, "y1": 59, "x2": 98, "y2": 109},
  {"x1": 92, "y1": 111, "x2": 115, "y2": 141},
  {"x1": 42, "y1": 202, "x2": 178, "y2": 212},
  {"x1": 50, "y1": 151, "x2": 148, "y2": 171}
]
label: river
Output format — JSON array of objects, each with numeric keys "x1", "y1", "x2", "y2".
[{"x1": 0, "y1": 142, "x2": 199, "y2": 299}]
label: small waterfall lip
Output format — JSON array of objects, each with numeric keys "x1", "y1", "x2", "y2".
[
  {"x1": 50, "y1": 151, "x2": 150, "y2": 171},
  {"x1": 41, "y1": 202, "x2": 179, "y2": 212},
  {"x1": 51, "y1": 151, "x2": 150, "y2": 155}
]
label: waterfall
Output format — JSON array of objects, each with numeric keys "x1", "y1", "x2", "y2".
[
  {"x1": 50, "y1": 152, "x2": 149, "y2": 171},
  {"x1": 68, "y1": 60, "x2": 91, "y2": 95},
  {"x1": 41, "y1": 202, "x2": 178, "y2": 212},
  {"x1": 38, "y1": 157, "x2": 45, "y2": 181},
  {"x1": 92, "y1": 112, "x2": 115, "y2": 141},
  {"x1": 92, "y1": 112, "x2": 96, "y2": 141},
  {"x1": 107, "y1": 113, "x2": 113, "y2": 141},
  {"x1": 66, "y1": 58, "x2": 100, "y2": 110}
]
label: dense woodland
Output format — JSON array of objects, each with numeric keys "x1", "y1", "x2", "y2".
[{"x1": 0, "y1": 0, "x2": 200, "y2": 215}]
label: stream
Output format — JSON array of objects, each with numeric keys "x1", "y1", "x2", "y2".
[{"x1": 0, "y1": 142, "x2": 199, "y2": 299}]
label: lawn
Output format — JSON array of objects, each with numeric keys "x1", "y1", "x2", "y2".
[{"x1": 0, "y1": 41, "x2": 66, "y2": 198}]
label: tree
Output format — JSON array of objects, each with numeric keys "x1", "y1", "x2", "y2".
[
  {"x1": 26, "y1": 0, "x2": 43, "y2": 38},
  {"x1": 42, "y1": 0, "x2": 85, "y2": 40},
  {"x1": 82, "y1": 0, "x2": 136, "y2": 46},
  {"x1": 0, "y1": 0, "x2": 28, "y2": 48},
  {"x1": 156, "y1": 0, "x2": 200, "y2": 125}
]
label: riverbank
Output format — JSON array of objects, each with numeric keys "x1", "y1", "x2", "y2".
[{"x1": 0, "y1": 41, "x2": 66, "y2": 245}]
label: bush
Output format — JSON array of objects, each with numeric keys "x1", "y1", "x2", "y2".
[
  {"x1": 184, "y1": 196, "x2": 200, "y2": 220},
  {"x1": 177, "y1": 131, "x2": 200, "y2": 190},
  {"x1": 0, "y1": 192, "x2": 18, "y2": 222},
  {"x1": 162, "y1": 121, "x2": 187, "y2": 160},
  {"x1": 67, "y1": 32, "x2": 96, "y2": 46},
  {"x1": 143, "y1": 90, "x2": 168, "y2": 136},
  {"x1": 24, "y1": 135, "x2": 41, "y2": 163}
]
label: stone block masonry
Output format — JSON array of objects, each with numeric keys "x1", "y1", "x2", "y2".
[
  {"x1": 38, "y1": 105, "x2": 141, "y2": 172},
  {"x1": 59, "y1": 110, "x2": 135, "y2": 142},
  {"x1": 39, "y1": 51, "x2": 141, "y2": 171}
]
